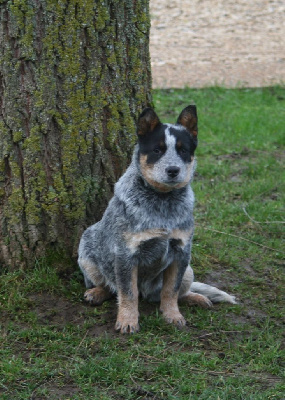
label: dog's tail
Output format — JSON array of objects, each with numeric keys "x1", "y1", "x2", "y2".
[{"x1": 190, "y1": 282, "x2": 237, "y2": 304}]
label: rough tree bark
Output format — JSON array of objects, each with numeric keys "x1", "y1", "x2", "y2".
[{"x1": 0, "y1": 0, "x2": 152, "y2": 270}]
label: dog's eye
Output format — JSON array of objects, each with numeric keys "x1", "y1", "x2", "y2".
[
  {"x1": 179, "y1": 148, "x2": 187, "y2": 154},
  {"x1": 153, "y1": 148, "x2": 162, "y2": 154}
]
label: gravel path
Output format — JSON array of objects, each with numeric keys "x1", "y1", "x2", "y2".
[{"x1": 150, "y1": 0, "x2": 285, "y2": 88}]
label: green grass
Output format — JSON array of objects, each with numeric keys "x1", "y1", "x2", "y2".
[{"x1": 1, "y1": 87, "x2": 284, "y2": 399}]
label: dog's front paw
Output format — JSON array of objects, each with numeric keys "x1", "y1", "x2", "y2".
[
  {"x1": 162, "y1": 310, "x2": 186, "y2": 327},
  {"x1": 115, "y1": 317, "x2": 140, "y2": 334}
]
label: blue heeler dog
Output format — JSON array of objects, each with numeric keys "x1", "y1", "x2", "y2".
[{"x1": 78, "y1": 106, "x2": 236, "y2": 333}]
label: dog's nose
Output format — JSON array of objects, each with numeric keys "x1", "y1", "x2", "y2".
[{"x1": 166, "y1": 166, "x2": 180, "y2": 178}]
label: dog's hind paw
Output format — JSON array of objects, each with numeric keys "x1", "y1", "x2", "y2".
[
  {"x1": 115, "y1": 319, "x2": 140, "y2": 334},
  {"x1": 181, "y1": 292, "x2": 213, "y2": 309},
  {"x1": 84, "y1": 286, "x2": 112, "y2": 306}
]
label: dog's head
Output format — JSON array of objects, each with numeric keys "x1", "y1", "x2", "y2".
[{"x1": 137, "y1": 106, "x2": 198, "y2": 192}]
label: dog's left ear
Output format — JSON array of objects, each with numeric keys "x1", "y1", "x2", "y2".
[
  {"x1": 177, "y1": 105, "x2": 198, "y2": 137},
  {"x1": 137, "y1": 108, "x2": 161, "y2": 136}
]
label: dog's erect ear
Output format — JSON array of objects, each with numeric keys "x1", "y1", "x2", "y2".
[
  {"x1": 177, "y1": 105, "x2": 198, "y2": 137},
  {"x1": 137, "y1": 108, "x2": 161, "y2": 136}
]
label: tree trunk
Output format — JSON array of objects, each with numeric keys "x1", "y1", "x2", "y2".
[{"x1": 0, "y1": 0, "x2": 152, "y2": 270}]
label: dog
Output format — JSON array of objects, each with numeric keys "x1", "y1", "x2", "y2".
[{"x1": 78, "y1": 106, "x2": 236, "y2": 333}]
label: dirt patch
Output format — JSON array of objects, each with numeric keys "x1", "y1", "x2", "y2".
[
  {"x1": 26, "y1": 292, "x2": 166, "y2": 338},
  {"x1": 30, "y1": 381, "x2": 79, "y2": 400},
  {"x1": 28, "y1": 293, "x2": 86, "y2": 327},
  {"x1": 25, "y1": 290, "x2": 233, "y2": 336},
  {"x1": 150, "y1": 0, "x2": 285, "y2": 88},
  {"x1": 28, "y1": 292, "x2": 119, "y2": 336}
]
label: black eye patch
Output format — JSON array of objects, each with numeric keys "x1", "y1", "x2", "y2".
[
  {"x1": 146, "y1": 143, "x2": 167, "y2": 164},
  {"x1": 176, "y1": 143, "x2": 192, "y2": 162},
  {"x1": 138, "y1": 125, "x2": 167, "y2": 164},
  {"x1": 168, "y1": 127, "x2": 197, "y2": 162}
]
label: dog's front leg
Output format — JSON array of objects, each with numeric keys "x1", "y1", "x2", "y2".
[
  {"x1": 160, "y1": 261, "x2": 186, "y2": 326},
  {"x1": 115, "y1": 265, "x2": 139, "y2": 334}
]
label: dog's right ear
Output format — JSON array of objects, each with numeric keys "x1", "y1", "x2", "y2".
[{"x1": 137, "y1": 108, "x2": 161, "y2": 136}]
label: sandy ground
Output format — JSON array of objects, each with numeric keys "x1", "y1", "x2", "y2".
[{"x1": 149, "y1": 0, "x2": 285, "y2": 88}]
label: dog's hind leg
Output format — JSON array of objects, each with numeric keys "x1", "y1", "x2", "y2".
[
  {"x1": 190, "y1": 282, "x2": 237, "y2": 304},
  {"x1": 79, "y1": 258, "x2": 114, "y2": 305},
  {"x1": 179, "y1": 266, "x2": 237, "y2": 306},
  {"x1": 179, "y1": 266, "x2": 213, "y2": 308}
]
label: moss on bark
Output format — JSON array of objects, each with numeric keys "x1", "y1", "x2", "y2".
[{"x1": 0, "y1": 0, "x2": 152, "y2": 269}]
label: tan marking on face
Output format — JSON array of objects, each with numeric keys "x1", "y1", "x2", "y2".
[
  {"x1": 115, "y1": 266, "x2": 139, "y2": 334},
  {"x1": 124, "y1": 228, "x2": 169, "y2": 252},
  {"x1": 139, "y1": 154, "x2": 174, "y2": 192},
  {"x1": 160, "y1": 261, "x2": 186, "y2": 326},
  {"x1": 140, "y1": 155, "x2": 195, "y2": 192}
]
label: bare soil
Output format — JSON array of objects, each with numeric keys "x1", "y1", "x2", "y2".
[{"x1": 150, "y1": 0, "x2": 285, "y2": 88}]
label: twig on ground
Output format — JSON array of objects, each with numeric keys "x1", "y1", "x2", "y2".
[
  {"x1": 242, "y1": 206, "x2": 285, "y2": 225},
  {"x1": 76, "y1": 330, "x2": 88, "y2": 351},
  {"x1": 198, "y1": 330, "x2": 250, "y2": 339},
  {"x1": 199, "y1": 226, "x2": 284, "y2": 254},
  {"x1": 187, "y1": 367, "x2": 282, "y2": 383}
]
